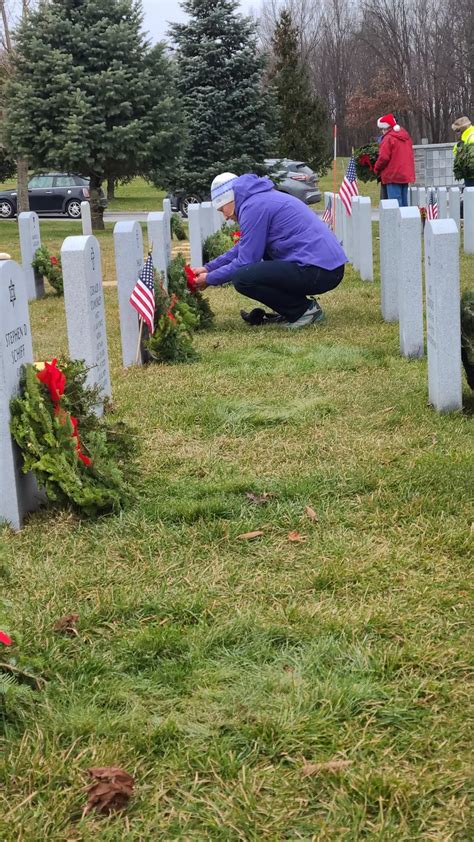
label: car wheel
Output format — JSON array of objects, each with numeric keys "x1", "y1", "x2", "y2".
[
  {"x1": 66, "y1": 199, "x2": 82, "y2": 219},
  {"x1": 178, "y1": 194, "x2": 201, "y2": 218},
  {"x1": 0, "y1": 200, "x2": 14, "y2": 219}
]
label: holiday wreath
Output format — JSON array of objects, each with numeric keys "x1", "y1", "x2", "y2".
[
  {"x1": 10, "y1": 359, "x2": 134, "y2": 515},
  {"x1": 353, "y1": 142, "x2": 380, "y2": 183}
]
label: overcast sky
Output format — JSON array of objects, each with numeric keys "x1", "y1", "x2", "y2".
[{"x1": 141, "y1": 1, "x2": 259, "y2": 42}]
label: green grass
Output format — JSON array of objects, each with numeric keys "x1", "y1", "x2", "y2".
[{"x1": 0, "y1": 211, "x2": 473, "y2": 840}]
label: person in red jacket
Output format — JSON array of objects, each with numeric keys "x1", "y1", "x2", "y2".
[{"x1": 373, "y1": 113, "x2": 415, "y2": 207}]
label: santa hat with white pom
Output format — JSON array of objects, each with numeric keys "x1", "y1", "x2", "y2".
[{"x1": 377, "y1": 113, "x2": 400, "y2": 132}]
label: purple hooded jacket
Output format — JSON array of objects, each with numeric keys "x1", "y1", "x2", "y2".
[{"x1": 205, "y1": 174, "x2": 347, "y2": 286}]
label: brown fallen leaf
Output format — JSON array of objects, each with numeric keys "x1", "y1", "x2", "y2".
[
  {"x1": 84, "y1": 766, "x2": 134, "y2": 816},
  {"x1": 237, "y1": 530, "x2": 264, "y2": 540},
  {"x1": 245, "y1": 492, "x2": 274, "y2": 505},
  {"x1": 53, "y1": 613, "x2": 79, "y2": 636},
  {"x1": 288, "y1": 531, "x2": 306, "y2": 543},
  {"x1": 302, "y1": 759, "x2": 352, "y2": 777},
  {"x1": 305, "y1": 505, "x2": 318, "y2": 523}
]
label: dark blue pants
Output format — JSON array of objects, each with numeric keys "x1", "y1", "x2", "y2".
[{"x1": 232, "y1": 261, "x2": 345, "y2": 322}]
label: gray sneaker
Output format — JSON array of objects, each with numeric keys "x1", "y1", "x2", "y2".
[{"x1": 283, "y1": 300, "x2": 324, "y2": 330}]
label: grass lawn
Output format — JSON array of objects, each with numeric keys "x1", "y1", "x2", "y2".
[{"x1": 0, "y1": 216, "x2": 472, "y2": 840}]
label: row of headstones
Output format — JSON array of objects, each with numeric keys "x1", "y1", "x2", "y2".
[
  {"x1": 188, "y1": 202, "x2": 225, "y2": 267},
  {"x1": 408, "y1": 185, "x2": 474, "y2": 253},
  {"x1": 1, "y1": 198, "x2": 185, "y2": 529},
  {"x1": 325, "y1": 191, "x2": 465, "y2": 412}
]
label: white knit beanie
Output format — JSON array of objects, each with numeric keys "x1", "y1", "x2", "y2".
[{"x1": 211, "y1": 172, "x2": 238, "y2": 209}]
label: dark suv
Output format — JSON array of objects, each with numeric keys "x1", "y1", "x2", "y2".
[{"x1": 0, "y1": 173, "x2": 108, "y2": 219}]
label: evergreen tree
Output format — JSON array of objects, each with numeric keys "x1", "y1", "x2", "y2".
[
  {"x1": 163, "y1": 0, "x2": 278, "y2": 198},
  {"x1": 271, "y1": 10, "x2": 331, "y2": 174},
  {"x1": 4, "y1": 0, "x2": 183, "y2": 229}
]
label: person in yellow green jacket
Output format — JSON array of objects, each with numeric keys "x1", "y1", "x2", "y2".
[{"x1": 452, "y1": 116, "x2": 474, "y2": 187}]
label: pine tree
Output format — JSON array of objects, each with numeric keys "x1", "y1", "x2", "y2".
[
  {"x1": 163, "y1": 0, "x2": 278, "y2": 198},
  {"x1": 270, "y1": 10, "x2": 331, "y2": 174},
  {"x1": 4, "y1": 0, "x2": 183, "y2": 229}
]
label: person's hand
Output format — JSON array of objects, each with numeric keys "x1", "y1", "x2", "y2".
[
  {"x1": 190, "y1": 266, "x2": 207, "y2": 276},
  {"x1": 194, "y1": 272, "x2": 208, "y2": 291}
]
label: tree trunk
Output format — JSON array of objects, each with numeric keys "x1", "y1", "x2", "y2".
[
  {"x1": 89, "y1": 174, "x2": 104, "y2": 231},
  {"x1": 16, "y1": 158, "x2": 30, "y2": 214},
  {"x1": 107, "y1": 176, "x2": 116, "y2": 201}
]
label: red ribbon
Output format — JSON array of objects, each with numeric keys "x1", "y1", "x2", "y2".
[
  {"x1": 184, "y1": 264, "x2": 198, "y2": 293},
  {"x1": 232, "y1": 230, "x2": 241, "y2": 243},
  {"x1": 36, "y1": 360, "x2": 91, "y2": 467},
  {"x1": 0, "y1": 630, "x2": 12, "y2": 646}
]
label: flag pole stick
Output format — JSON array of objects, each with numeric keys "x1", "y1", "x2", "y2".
[
  {"x1": 332, "y1": 124, "x2": 337, "y2": 231},
  {"x1": 135, "y1": 318, "x2": 144, "y2": 365}
]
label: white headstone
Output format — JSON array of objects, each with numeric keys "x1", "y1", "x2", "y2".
[
  {"x1": 18, "y1": 212, "x2": 44, "y2": 301},
  {"x1": 200, "y1": 202, "x2": 215, "y2": 244},
  {"x1": 147, "y1": 212, "x2": 171, "y2": 289},
  {"x1": 162, "y1": 198, "x2": 173, "y2": 253},
  {"x1": 398, "y1": 207, "x2": 424, "y2": 358},
  {"x1": 0, "y1": 261, "x2": 40, "y2": 529},
  {"x1": 342, "y1": 203, "x2": 352, "y2": 262},
  {"x1": 424, "y1": 219, "x2": 462, "y2": 411},
  {"x1": 351, "y1": 196, "x2": 360, "y2": 271},
  {"x1": 437, "y1": 187, "x2": 448, "y2": 219},
  {"x1": 358, "y1": 197, "x2": 373, "y2": 281},
  {"x1": 61, "y1": 236, "x2": 111, "y2": 408},
  {"x1": 411, "y1": 187, "x2": 419, "y2": 207},
  {"x1": 335, "y1": 194, "x2": 344, "y2": 244},
  {"x1": 188, "y1": 203, "x2": 203, "y2": 267},
  {"x1": 162, "y1": 197, "x2": 172, "y2": 224},
  {"x1": 463, "y1": 187, "x2": 474, "y2": 254},
  {"x1": 417, "y1": 187, "x2": 426, "y2": 209},
  {"x1": 113, "y1": 221, "x2": 145, "y2": 367},
  {"x1": 449, "y1": 187, "x2": 461, "y2": 230},
  {"x1": 379, "y1": 199, "x2": 399, "y2": 322},
  {"x1": 81, "y1": 201, "x2": 92, "y2": 235}
]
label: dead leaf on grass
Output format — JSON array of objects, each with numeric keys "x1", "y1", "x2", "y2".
[
  {"x1": 237, "y1": 530, "x2": 264, "y2": 540},
  {"x1": 304, "y1": 505, "x2": 318, "y2": 522},
  {"x1": 245, "y1": 492, "x2": 274, "y2": 505},
  {"x1": 302, "y1": 759, "x2": 352, "y2": 776},
  {"x1": 83, "y1": 766, "x2": 134, "y2": 816},
  {"x1": 288, "y1": 531, "x2": 306, "y2": 543},
  {"x1": 53, "y1": 613, "x2": 79, "y2": 636}
]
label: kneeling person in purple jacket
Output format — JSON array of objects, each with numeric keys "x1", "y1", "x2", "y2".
[{"x1": 191, "y1": 172, "x2": 347, "y2": 329}]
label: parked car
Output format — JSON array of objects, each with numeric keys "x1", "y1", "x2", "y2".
[
  {"x1": 168, "y1": 159, "x2": 321, "y2": 217},
  {"x1": 0, "y1": 173, "x2": 108, "y2": 219}
]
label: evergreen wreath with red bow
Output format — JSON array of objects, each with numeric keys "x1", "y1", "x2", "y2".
[{"x1": 10, "y1": 359, "x2": 134, "y2": 515}]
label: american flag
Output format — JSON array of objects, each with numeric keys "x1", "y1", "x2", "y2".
[
  {"x1": 339, "y1": 157, "x2": 359, "y2": 215},
  {"x1": 426, "y1": 188, "x2": 438, "y2": 220},
  {"x1": 322, "y1": 194, "x2": 333, "y2": 225},
  {"x1": 129, "y1": 253, "x2": 155, "y2": 333}
]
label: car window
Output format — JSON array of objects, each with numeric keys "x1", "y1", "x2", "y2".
[
  {"x1": 29, "y1": 176, "x2": 54, "y2": 188},
  {"x1": 54, "y1": 176, "x2": 76, "y2": 187}
]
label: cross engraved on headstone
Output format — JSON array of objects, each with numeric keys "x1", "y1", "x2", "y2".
[
  {"x1": 9, "y1": 280, "x2": 16, "y2": 306},
  {"x1": 90, "y1": 246, "x2": 96, "y2": 272}
]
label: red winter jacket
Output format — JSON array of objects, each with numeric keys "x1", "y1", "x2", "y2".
[{"x1": 374, "y1": 127, "x2": 415, "y2": 184}]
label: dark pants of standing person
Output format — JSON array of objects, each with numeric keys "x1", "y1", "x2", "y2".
[
  {"x1": 386, "y1": 183, "x2": 409, "y2": 206},
  {"x1": 232, "y1": 260, "x2": 345, "y2": 322}
]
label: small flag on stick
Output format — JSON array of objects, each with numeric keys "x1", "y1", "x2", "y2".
[
  {"x1": 322, "y1": 195, "x2": 333, "y2": 225},
  {"x1": 426, "y1": 188, "x2": 438, "y2": 220},
  {"x1": 129, "y1": 253, "x2": 155, "y2": 334},
  {"x1": 339, "y1": 157, "x2": 359, "y2": 216}
]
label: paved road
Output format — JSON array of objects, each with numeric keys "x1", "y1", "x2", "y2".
[{"x1": 3, "y1": 208, "x2": 381, "y2": 224}]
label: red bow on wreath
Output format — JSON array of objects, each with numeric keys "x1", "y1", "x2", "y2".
[
  {"x1": 0, "y1": 630, "x2": 12, "y2": 646},
  {"x1": 36, "y1": 359, "x2": 91, "y2": 467},
  {"x1": 184, "y1": 265, "x2": 198, "y2": 293},
  {"x1": 358, "y1": 154, "x2": 374, "y2": 170},
  {"x1": 232, "y1": 230, "x2": 241, "y2": 243}
]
